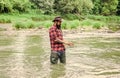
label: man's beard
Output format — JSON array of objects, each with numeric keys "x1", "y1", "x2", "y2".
[{"x1": 56, "y1": 25, "x2": 61, "y2": 29}]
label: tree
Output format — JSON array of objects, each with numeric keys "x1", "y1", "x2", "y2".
[
  {"x1": 0, "y1": 0, "x2": 12, "y2": 13},
  {"x1": 30, "y1": 0, "x2": 54, "y2": 14},
  {"x1": 12, "y1": 0, "x2": 31, "y2": 12},
  {"x1": 54, "y1": 0, "x2": 93, "y2": 15},
  {"x1": 92, "y1": 0, "x2": 102, "y2": 15},
  {"x1": 0, "y1": 0, "x2": 32, "y2": 13},
  {"x1": 101, "y1": 0, "x2": 119, "y2": 15},
  {"x1": 116, "y1": 0, "x2": 120, "y2": 15},
  {"x1": 82, "y1": 0, "x2": 94, "y2": 14}
]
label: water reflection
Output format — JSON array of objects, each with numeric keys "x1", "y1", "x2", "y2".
[{"x1": 50, "y1": 64, "x2": 66, "y2": 78}]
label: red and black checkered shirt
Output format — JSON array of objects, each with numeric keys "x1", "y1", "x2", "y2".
[{"x1": 49, "y1": 25, "x2": 65, "y2": 52}]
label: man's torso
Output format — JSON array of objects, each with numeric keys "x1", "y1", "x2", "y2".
[{"x1": 49, "y1": 26, "x2": 65, "y2": 52}]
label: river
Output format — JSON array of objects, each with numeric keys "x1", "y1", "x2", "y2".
[{"x1": 0, "y1": 25, "x2": 120, "y2": 78}]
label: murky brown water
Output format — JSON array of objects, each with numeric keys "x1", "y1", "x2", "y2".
[{"x1": 0, "y1": 29, "x2": 120, "y2": 78}]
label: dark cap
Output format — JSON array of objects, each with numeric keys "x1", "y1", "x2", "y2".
[{"x1": 52, "y1": 17, "x2": 62, "y2": 22}]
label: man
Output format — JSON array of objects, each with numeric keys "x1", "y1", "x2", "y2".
[{"x1": 49, "y1": 17, "x2": 73, "y2": 64}]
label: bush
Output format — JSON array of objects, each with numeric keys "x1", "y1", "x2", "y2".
[
  {"x1": 87, "y1": 15, "x2": 120, "y2": 23},
  {"x1": 2, "y1": 13, "x2": 120, "y2": 30},
  {"x1": 0, "y1": 0, "x2": 13, "y2": 13},
  {"x1": 62, "y1": 20, "x2": 80, "y2": 29},
  {"x1": 61, "y1": 21, "x2": 67, "y2": 29},
  {"x1": 31, "y1": 15, "x2": 55, "y2": 21},
  {"x1": 79, "y1": 18, "x2": 106, "y2": 29},
  {"x1": 42, "y1": 21, "x2": 53, "y2": 28},
  {"x1": 93, "y1": 22, "x2": 102, "y2": 29},
  {"x1": 62, "y1": 14, "x2": 80, "y2": 20},
  {"x1": 69, "y1": 20, "x2": 80, "y2": 29},
  {"x1": 87, "y1": 15, "x2": 104, "y2": 21},
  {"x1": 13, "y1": 20, "x2": 36, "y2": 29},
  {"x1": 0, "y1": 17, "x2": 11, "y2": 23},
  {"x1": 80, "y1": 19, "x2": 93, "y2": 26},
  {"x1": 0, "y1": 0, "x2": 32, "y2": 13},
  {"x1": 31, "y1": 17, "x2": 41, "y2": 21}
]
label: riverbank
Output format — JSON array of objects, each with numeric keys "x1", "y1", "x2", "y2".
[
  {"x1": 0, "y1": 23, "x2": 120, "y2": 37},
  {"x1": 0, "y1": 13, "x2": 120, "y2": 31}
]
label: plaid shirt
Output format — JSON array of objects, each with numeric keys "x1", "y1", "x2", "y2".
[{"x1": 49, "y1": 25, "x2": 65, "y2": 52}]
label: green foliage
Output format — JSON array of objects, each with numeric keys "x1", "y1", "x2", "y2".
[
  {"x1": 61, "y1": 21, "x2": 67, "y2": 29},
  {"x1": 62, "y1": 14, "x2": 80, "y2": 20},
  {"x1": 0, "y1": 0, "x2": 32, "y2": 13},
  {"x1": 13, "y1": 20, "x2": 36, "y2": 29},
  {"x1": 62, "y1": 20, "x2": 80, "y2": 29},
  {"x1": 0, "y1": 0, "x2": 120, "y2": 16},
  {"x1": 87, "y1": 15, "x2": 120, "y2": 22},
  {"x1": 30, "y1": 0, "x2": 54, "y2": 14},
  {"x1": 101, "y1": 0, "x2": 119, "y2": 15},
  {"x1": 81, "y1": 19, "x2": 93, "y2": 26},
  {"x1": 54, "y1": 0, "x2": 93, "y2": 14},
  {"x1": 0, "y1": 12, "x2": 120, "y2": 31},
  {"x1": 43, "y1": 21, "x2": 53, "y2": 28},
  {"x1": 0, "y1": 15, "x2": 11, "y2": 23},
  {"x1": 116, "y1": 0, "x2": 120, "y2": 15},
  {"x1": 92, "y1": 0, "x2": 120, "y2": 16},
  {"x1": 61, "y1": 19, "x2": 105, "y2": 29},
  {"x1": 87, "y1": 15, "x2": 105, "y2": 21},
  {"x1": 12, "y1": 0, "x2": 32, "y2": 12},
  {"x1": 69, "y1": 20, "x2": 80, "y2": 29},
  {"x1": 13, "y1": 20, "x2": 53, "y2": 29},
  {"x1": 92, "y1": 0, "x2": 102, "y2": 15},
  {"x1": 80, "y1": 19, "x2": 106, "y2": 29},
  {"x1": 0, "y1": 0, "x2": 13, "y2": 13},
  {"x1": 93, "y1": 22, "x2": 103, "y2": 29},
  {"x1": 31, "y1": 15, "x2": 54, "y2": 21}
]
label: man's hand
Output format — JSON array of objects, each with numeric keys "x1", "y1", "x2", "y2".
[
  {"x1": 65, "y1": 41, "x2": 74, "y2": 47},
  {"x1": 55, "y1": 38, "x2": 74, "y2": 47}
]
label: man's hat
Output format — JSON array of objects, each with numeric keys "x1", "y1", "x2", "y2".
[{"x1": 52, "y1": 17, "x2": 62, "y2": 22}]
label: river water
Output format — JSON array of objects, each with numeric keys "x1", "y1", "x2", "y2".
[{"x1": 0, "y1": 29, "x2": 120, "y2": 78}]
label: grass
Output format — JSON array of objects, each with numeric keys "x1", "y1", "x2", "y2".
[
  {"x1": 62, "y1": 20, "x2": 80, "y2": 29},
  {"x1": 0, "y1": 13, "x2": 54, "y2": 29},
  {"x1": 62, "y1": 14, "x2": 81, "y2": 20},
  {"x1": 87, "y1": 15, "x2": 120, "y2": 23},
  {"x1": 93, "y1": 21, "x2": 105, "y2": 29},
  {"x1": 0, "y1": 15, "x2": 11, "y2": 23},
  {"x1": 13, "y1": 20, "x2": 36, "y2": 29},
  {"x1": 80, "y1": 19, "x2": 106, "y2": 29},
  {"x1": 0, "y1": 13, "x2": 120, "y2": 31},
  {"x1": 80, "y1": 19, "x2": 93, "y2": 26}
]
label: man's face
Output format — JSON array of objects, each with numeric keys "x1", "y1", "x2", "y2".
[
  {"x1": 56, "y1": 21, "x2": 62, "y2": 26},
  {"x1": 55, "y1": 21, "x2": 62, "y2": 29}
]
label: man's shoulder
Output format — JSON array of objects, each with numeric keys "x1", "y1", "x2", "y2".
[{"x1": 49, "y1": 26, "x2": 56, "y2": 31}]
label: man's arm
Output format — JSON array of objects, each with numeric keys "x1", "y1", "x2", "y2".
[
  {"x1": 50, "y1": 28, "x2": 73, "y2": 46},
  {"x1": 55, "y1": 38, "x2": 73, "y2": 46}
]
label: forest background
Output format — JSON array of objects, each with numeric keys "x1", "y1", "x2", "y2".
[{"x1": 0, "y1": 0, "x2": 120, "y2": 31}]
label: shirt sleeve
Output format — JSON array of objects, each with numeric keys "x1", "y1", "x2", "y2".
[{"x1": 49, "y1": 28, "x2": 58, "y2": 40}]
